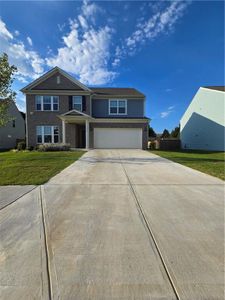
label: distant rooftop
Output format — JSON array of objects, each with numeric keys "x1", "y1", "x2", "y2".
[
  {"x1": 90, "y1": 87, "x2": 145, "y2": 97},
  {"x1": 204, "y1": 86, "x2": 225, "y2": 92}
]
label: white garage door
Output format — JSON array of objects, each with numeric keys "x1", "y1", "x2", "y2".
[{"x1": 94, "y1": 128, "x2": 142, "y2": 149}]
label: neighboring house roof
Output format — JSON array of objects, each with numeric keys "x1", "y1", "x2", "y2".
[
  {"x1": 0, "y1": 100, "x2": 25, "y2": 119},
  {"x1": 203, "y1": 86, "x2": 225, "y2": 92},
  {"x1": 20, "y1": 111, "x2": 26, "y2": 119},
  {"x1": 90, "y1": 87, "x2": 145, "y2": 98}
]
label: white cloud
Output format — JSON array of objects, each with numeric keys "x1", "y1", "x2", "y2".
[
  {"x1": 0, "y1": 18, "x2": 44, "y2": 81},
  {"x1": 14, "y1": 30, "x2": 20, "y2": 37},
  {"x1": 160, "y1": 105, "x2": 175, "y2": 118},
  {"x1": 161, "y1": 111, "x2": 171, "y2": 118},
  {"x1": 46, "y1": 1, "x2": 116, "y2": 85},
  {"x1": 82, "y1": 0, "x2": 100, "y2": 18},
  {"x1": 0, "y1": 18, "x2": 13, "y2": 40},
  {"x1": 112, "y1": 58, "x2": 120, "y2": 67},
  {"x1": 27, "y1": 36, "x2": 33, "y2": 46},
  {"x1": 15, "y1": 75, "x2": 28, "y2": 83},
  {"x1": 57, "y1": 23, "x2": 66, "y2": 32},
  {"x1": 111, "y1": 1, "x2": 190, "y2": 67},
  {"x1": 78, "y1": 15, "x2": 88, "y2": 29},
  {"x1": 124, "y1": 1, "x2": 190, "y2": 55}
]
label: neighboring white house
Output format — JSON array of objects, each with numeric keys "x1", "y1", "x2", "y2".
[
  {"x1": 180, "y1": 86, "x2": 225, "y2": 151},
  {"x1": 0, "y1": 101, "x2": 25, "y2": 149}
]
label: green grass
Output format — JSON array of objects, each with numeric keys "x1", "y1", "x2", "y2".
[
  {"x1": 0, "y1": 151, "x2": 85, "y2": 185},
  {"x1": 150, "y1": 150, "x2": 225, "y2": 181}
]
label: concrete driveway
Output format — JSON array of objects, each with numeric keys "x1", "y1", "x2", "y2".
[{"x1": 0, "y1": 150, "x2": 224, "y2": 299}]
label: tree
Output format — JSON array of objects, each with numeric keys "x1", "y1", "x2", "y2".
[
  {"x1": 0, "y1": 53, "x2": 17, "y2": 127},
  {"x1": 170, "y1": 125, "x2": 180, "y2": 138},
  {"x1": 161, "y1": 129, "x2": 170, "y2": 138},
  {"x1": 149, "y1": 126, "x2": 157, "y2": 138}
]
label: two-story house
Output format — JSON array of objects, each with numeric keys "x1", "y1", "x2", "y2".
[
  {"x1": 0, "y1": 100, "x2": 25, "y2": 149},
  {"x1": 21, "y1": 67, "x2": 149, "y2": 149}
]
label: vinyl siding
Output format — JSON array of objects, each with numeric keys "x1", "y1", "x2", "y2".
[
  {"x1": 0, "y1": 102, "x2": 25, "y2": 149},
  {"x1": 92, "y1": 98, "x2": 144, "y2": 118},
  {"x1": 180, "y1": 88, "x2": 225, "y2": 151}
]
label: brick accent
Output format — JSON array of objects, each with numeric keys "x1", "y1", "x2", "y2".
[{"x1": 26, "y1": 94, "x2": 91, "y2": 147}]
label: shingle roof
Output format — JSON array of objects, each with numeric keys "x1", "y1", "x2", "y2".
[
  {"x1": 204, "y1": 86, "x2": 225, "y2": 92},
  {"x1": 90, "y1": 87, "x2": 145, "y2": 97}
]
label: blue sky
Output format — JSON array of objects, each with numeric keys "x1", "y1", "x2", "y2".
[{"x1": 0, "y1": 0, "x2": 224, "y2": 132}]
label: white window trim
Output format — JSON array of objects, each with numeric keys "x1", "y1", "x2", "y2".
[
  {"x1": 35, "y1": 96, "x2": 59, "y2": 111},
  {"x1": 36, "y1": 125, "x2": 59, "y2": 144},
  {"x1": 72, "y1": 96, "x2": 83, "y2": 111},
  {"x1": 109, "y1": 99, "x2": 127, "y2": 115}
]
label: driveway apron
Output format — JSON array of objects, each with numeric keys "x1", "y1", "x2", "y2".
[{"x1": 0, "y1": 149, "x2": 223, "y2": 299}]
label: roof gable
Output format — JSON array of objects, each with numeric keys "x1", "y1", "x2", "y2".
[
  {"x1": 203, "y1": 86, "x2": 225, "y2": 92},
  {"x1": 62, "y1": 109, "x2": 91, "y2": 118},
  {"x1": 33, "y1": 71, "x2": 84, "y2": 90},
  {"x1": 21, "y1": 67, "x2": 91, "y2": 93}
]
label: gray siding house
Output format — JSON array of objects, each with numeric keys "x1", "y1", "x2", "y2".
[
  {"x1": 0, "y1": 101, "x2": 25, "y2": 149},
  {"x1": 21, "y1": 67, "x2": 149, "y2": 149},
  {"x1": 180, "y1": 86, "x2": 225, "y2": 151}
]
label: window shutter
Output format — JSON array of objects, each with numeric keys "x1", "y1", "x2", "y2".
[
  {"x1": 69, "y1": 96, "x2": 73, "y2": 111},
  {"x1": 82, "y1": 96, "x2": 86, "y2": 112}
]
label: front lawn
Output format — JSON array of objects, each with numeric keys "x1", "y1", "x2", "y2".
[
  {"x1": 0, "y1": 151, "x2": 85, "y2": 185},
  {"x1": 151, "y1": 150, "x2": 225, "y2": 181}
]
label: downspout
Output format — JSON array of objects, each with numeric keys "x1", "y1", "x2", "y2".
[{"x1": 25, "y1": 93, "x2": 29, "y2": 149}]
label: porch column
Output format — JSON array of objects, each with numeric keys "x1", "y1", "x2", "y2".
[
  {"x1": 62, "y1": 120, "x2": 66, "y2": 143},
  {"x1": 85, "y1": 119, "x2": 89, "y2": 149}
]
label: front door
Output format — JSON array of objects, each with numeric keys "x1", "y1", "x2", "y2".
[
  {"x1": 77, "y1": 125, "x2": 85, "y2": 148},
  {"x1": 81, "y1": 127, "x2": 85, "y2": 148}
]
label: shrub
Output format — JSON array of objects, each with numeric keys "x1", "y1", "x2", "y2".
[
  {"x1": 149, "y1": 141, "x2": 156, "y2": 150},
  {"x1": 27, "y1": 146, "x2": 34, "y2": 151},
  {"x1": 37, "y1": 143, "x2": 71, "y2": 152},
  {"x1": 17, "y1": 140, "x2": 26, "y2": 150}
]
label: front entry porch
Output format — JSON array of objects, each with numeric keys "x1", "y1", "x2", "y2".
[{"x1": 59, "y1": 109, "x2": 91, "y2": 149}]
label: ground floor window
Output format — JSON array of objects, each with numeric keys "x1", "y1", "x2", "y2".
[{"x1": 36, "y1": 125, "x2": 59, "y2": 144}]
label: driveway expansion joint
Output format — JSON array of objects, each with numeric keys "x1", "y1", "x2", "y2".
[
  {"x1": 39, "y1": 186, "x2": 52, "y2": 300},
  {"x1": 118, "y1": 151, "x2": 180, "y2": 300}
]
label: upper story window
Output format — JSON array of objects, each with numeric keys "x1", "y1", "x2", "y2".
[
  {"x1": 12, "y1": 120, "x2": 15, "y2": 127},
  {"x1": 72, "y1": 96, "x2": 82, "y2": 111},
  {"x1": 109, "y1": 99, "x2": 127, "y2": 115},
  {"x1": 35, "y1": 96, "x2": 59, "y2": 111},
  {"x1": 43, "y1": 96, "x2": 51, "y2": 110}
]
